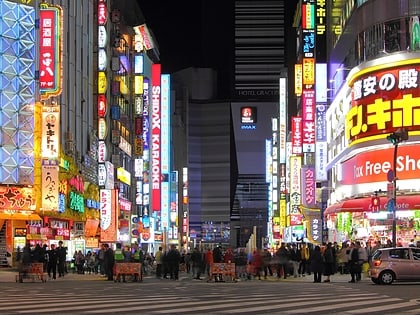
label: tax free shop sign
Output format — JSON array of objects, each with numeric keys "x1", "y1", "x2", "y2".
[{"x1": 340, "y1": 144, "x2": 420, "y2": 185}]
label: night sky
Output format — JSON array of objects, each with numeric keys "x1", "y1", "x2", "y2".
[
  {"x1": 137, "y1": 0, "x2": 299, "y2": 100},
  {"x1": 137, "y1": 1, "x2": 207, "y2": 73}
]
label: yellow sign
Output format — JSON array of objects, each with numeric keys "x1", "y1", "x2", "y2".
[
  {"x1": 98, "y1": 72, "x2": 107, "y2": 94},
  {"x1": 302, "y1": 58, "x2": 315, "y2": 85},
  {"x1": 295, "y1": 64, "x2": 303, "y2": 96}
]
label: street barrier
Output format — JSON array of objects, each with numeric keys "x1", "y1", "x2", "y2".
[
  {"x1": 113, "y1": 262, "x2": 142, "y2": 282},
  {"x1": 16, "y1": 262, "x2": 46, "y2": 283},
  {"x1": 209, "y1": 262, "x2": 236, "y2": 282}
]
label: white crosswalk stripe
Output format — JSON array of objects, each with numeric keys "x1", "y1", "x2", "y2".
[{"x1": 0, "y1": 287, "x2": 419, "y2": 314}]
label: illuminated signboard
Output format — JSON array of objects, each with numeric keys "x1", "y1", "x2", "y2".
[
  {"x1": 98, "y1": 48, "x2": 107, "y2": 71},
  {"x1": 302, "y1": 0, "x2": 315, "y2": 29},
  {"x1": 98, "y1": 117, "x2": 107, "y2": 140},
  {"x1": 39, "y1": 3, "x2": 63, "y2": 99},
  {"x1": 98, "y1": 72, "x2": 107, "y2": 94},
  {"x1": 98, "y1": 1, "x2": 107, "y2": 25},
  {"x1": 100, "y1": 189, "x2": 117, "y2": 242},
  {"x1": 346, "y1": 62, "x2": 420, "y2": 144},
  {"x1": 98, "y1": 95, "x2": 107, "y2": 117},
  {"x1": 302, "y1": 58, "x2": 315, "y2": 85},
  {"x1": 289, "y1": 156, "x2": 302, "y2": 215},
  {"x1": 42, "y1": 105, "x2": 60, "y2": 158},
  {"x1": 291, "y1": 116, "x2": 303, "y2": 155},
  {"x1": 302, "y1": 29, "x2": 315, "y2": 58},
  {"x1": 295, "y1": 64, "x2": 303, "y2": 96},
  {"x1": 133, "y1": 24, "x2": 154, "y2": 50},
  {"x1": 279, "y1": 77, "x2": 287, "y2": 164},
  {"x1": 316, "y1": 0, "x2": 327, "y2": 62},
  {"x1": 161, "y1": 74, "x2": 171, "y2": 229},
  {"x1": 151, "y1": 64, "x2": 161, "y2": 212},
  {"x1": 135, "y1": 76, "x2": 144, "y2": 94},
  {"x1": 340, "y1": 144, "x2": 420, "y2": 185},
  {"x1": 42, "y1": 164, "x2": 59, "y2": 211},
  {"x1": 0, "y1": 186, "x2": 35, "y2": 211},
  {"x1": 240, "y1": 106, "x2": 257, "y2": 124},
  {"x1": 134, "y1": 55, "x2": 144, "y2": 74},
  {"x1": 98, "y1": 26, "x2": 107, "y2": 48},
  {"x1": 301, "y1": 165, "x2": 316, "y2": 208}
]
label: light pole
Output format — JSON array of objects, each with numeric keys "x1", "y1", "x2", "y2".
[{"x1": 386, "y1": 128, "x2": 408, "y2": 247}]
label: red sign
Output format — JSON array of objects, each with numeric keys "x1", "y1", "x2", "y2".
[
  {"x1": 0, "y1": 186, "x2": 35, "y2": 210},
  {"x1": 98, "y1": 95, "x2": 107, "y2": 117},
  {"x1": 98, "y1": 2, "x2": 107, "y2": 25},
  {"x1": 39, "y1": 5, "x2": 62, "y2": 99},
  {"x1": 340, "y1": 144, "x2": 420, "y2": 185},
  {"x1": 151, "y1": 64, "x2": 161, "y2": 212}
]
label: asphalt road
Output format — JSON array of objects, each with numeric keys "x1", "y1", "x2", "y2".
[{"x1": 0, "y1": 269, "x2": 419, "y2": 314}]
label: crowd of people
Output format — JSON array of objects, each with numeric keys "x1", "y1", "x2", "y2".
[
  {"x1": 153, "y1": 240, "x2": 387, "y2": 283},
  {"x1": 16, "y1": 241, "x2": 67, "y2": 280},
  {"x1": 16, "y1": 238, "x2": 416, "y2": 283}
]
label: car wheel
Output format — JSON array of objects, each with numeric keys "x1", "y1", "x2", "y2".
[
  {"x1": 379, "y1": 271, "x2": 394, "y2": 285},
  {"x1": 371, "y1": 277, "x2": 380, "y2": 284}
]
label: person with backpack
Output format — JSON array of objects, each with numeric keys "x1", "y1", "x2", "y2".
[{"x1": 348, "y1": 242, "x2": 361, "y2": 283}]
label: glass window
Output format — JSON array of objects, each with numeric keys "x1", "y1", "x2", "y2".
[
  {"x1": 389, "y1": 249, "x2": 410, "y2": 260},
  {"x1": 412, "y1": 248, "x2": 420, "y2": 261}
]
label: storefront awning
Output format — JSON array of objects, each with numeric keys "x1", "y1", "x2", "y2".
[
  {"x1": 0, "y1": 213, "x2": 42, "y2": 221},
  {"x1": 324, "y1": 195, "x2": 420, "y2": 216}
]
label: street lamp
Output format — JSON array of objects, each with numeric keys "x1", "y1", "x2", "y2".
[{"x1": 386, "y1": 128, "x2": 408, "y2": 247}]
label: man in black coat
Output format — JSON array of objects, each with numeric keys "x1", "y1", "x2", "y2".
[
  {"x1": 191, "y1": 247, "x2": 204, "y2": 280},
  {"x1": 103, "y1": 244, "x2": 115, "y2": 281},
  {"x1": 56, "y1": 241, "x2": 67, "y2": 277},
  {"x1": 166, "y1": 245, "x2": 181, "y2": 280},
  {"x1": 47, "y1": 244, "x2": 58, "y2": 280}
]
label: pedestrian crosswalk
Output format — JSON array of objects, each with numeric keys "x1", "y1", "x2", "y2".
[{"x1": 0, "y1": 285, "x2": 419, "y2": 314}]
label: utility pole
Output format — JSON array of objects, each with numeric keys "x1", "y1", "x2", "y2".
[{"x1": 386, "y1": 128, "x2": 408, "y2": 247}]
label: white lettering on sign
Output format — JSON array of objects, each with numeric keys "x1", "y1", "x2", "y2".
[{"x1": 353, "y1": 155, "x2": 420, "y2": 178}]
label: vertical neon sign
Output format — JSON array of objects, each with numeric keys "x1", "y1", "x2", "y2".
[
  {"x1": 151, "y1": 64, "x2": 161, "y2": 212},
  {"x1": 39, "y1": 3, "x2": 63, "y2": 99}
]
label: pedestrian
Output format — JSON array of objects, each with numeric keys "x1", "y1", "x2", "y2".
[
  {"x1": 234, "y1": 248, "x2": 247, "y2": 280},
  {"x1": 167, "y1": 245, "x2": 181, "y2": 280},
  {"x1": 358, "y1": 241, "x2": 368, "y2": 280},
  {"x1": 103, "y1": 243, "x2": 115, "y2": 281},
  {"x1": 323, "y1": 242, "x2": 335, "y2": 282},
  {"x1": 47, "y1": 244, "x2": 58, "y2": 280},
  {"x1": 204, "y1": 248, "x2": 213, "y2": 281},
  {"x1": 98, "y1": 244, "x2": 105, "y2": 275},
  {"x1": 212, "y1": 245, "x2": 223, "y2": 281},
  {"x1": 311, "y1": 245, "x2": 323, "y2": 283},
  {"x1": 191, "y1": 246, "x2": 203, "y2": 280},
  {"x1": 251, "y1": 250, "x2": 263, "y2": 280},
  {"x1": 262, "y1": 249, "x2": 273, "y2": 279},
  {"x1": 31, "y1": 243, "x2": 43, "y2": 262},
  {"x1": 348, "y1": 242, "x2": 360, "y2": 283},
  {"x1": 155, "y1": 246, "x2": 163, "y2": 278},
  {"x1": 298, "y1": 243, "x2": 310, "y2": 276},
  {"x1": 56, "y1": 241, "x2": 67, "y2": 277},
  {"x1": 289, "y1": 244, "x2": 301, "y2": 278},
  {"x1": 275, "y1": 243, "x2": 290, "y2": 279},
  {"x1": 185, "y1": 252, "x2": 191, "y2": 274},
  {"x1": 75, "y1": 250, "x2": 85, "y2": 274}
]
